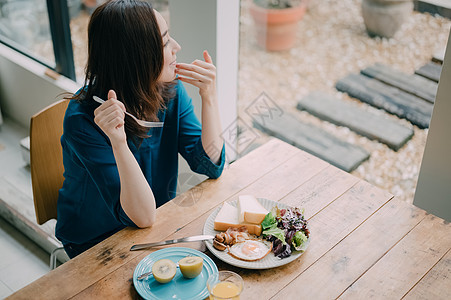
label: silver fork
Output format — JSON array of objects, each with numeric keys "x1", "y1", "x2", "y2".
[{"x1": 93, "y1": 96, "x2": 164, "y2": 128}]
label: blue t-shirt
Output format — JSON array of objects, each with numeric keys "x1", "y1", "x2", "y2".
[{"x1": 56, "y1": 81, "x2": 225, "y2": 246}]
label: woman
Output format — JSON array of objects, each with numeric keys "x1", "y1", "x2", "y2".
[{"x1": 56, "y1": 0, "x2": 225, "y2": 258}]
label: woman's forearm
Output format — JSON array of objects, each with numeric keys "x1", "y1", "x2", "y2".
[
  {"x1": 94, "y1": 92, "x2": 156, "y2": 228},
  {"x1": 112, "y1": 142, "x2": 156, "y2": 228},
  {"x1": 201, "y1": 96, "x2": 223, "y2": 164},
  {"x1": 176, "y1": 51, "x2": 224, "y2": 164}
]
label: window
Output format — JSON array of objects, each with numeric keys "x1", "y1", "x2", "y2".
[
  {"x1": 0, "y1": 0, "x2": 171, "y2": 82},
  {"x1": 0, "y1": 0, "x2": 76, "y2": 80},
  {"x1": 68, "y1": 2, "x2": 91, "y2": 82},
  {"x1": 0, "y1": 0, "x2": 55, "y2": 66}
]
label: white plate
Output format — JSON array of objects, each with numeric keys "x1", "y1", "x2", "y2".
[{"x1": 202, "y1": 198, "x2": 310, "y2": 269}]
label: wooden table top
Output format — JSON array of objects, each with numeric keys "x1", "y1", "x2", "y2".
[{"x1": 9, "y1": 139, "x2": 451, "y2": 299}]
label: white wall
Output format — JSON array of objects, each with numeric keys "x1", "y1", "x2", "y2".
[
  {"x1": 0, "y1": 43, "x2": 78, "y2": 129},
  {"x1": 413, "y1": 32, "x2": 451, "y2": 222}
]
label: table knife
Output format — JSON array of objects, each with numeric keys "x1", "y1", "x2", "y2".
[{"x1": 130, "y1": 235, "x2": 215, "y2": 251}]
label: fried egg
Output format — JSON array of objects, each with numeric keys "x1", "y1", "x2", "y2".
[{"x1": 228, "y1": 240, "x2": 272, "y2": 261}]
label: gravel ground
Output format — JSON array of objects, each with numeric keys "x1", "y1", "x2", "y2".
[{"x1": 238, "y1": 0, "x2": 451, "y2": 203}]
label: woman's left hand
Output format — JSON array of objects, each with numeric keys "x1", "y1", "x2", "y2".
[{"x1": 176, "y1": 50, "x2": 217, "y2": 102}]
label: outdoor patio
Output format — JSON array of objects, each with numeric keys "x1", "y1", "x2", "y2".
[{"x1": 237, "y1": 0, "x2": 450, "y2": 203}]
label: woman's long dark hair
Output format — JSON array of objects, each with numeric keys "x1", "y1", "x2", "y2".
[{"x1": 73, "y1": 0, "x2": 175, "y2": 140}]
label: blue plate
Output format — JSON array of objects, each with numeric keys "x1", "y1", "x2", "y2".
[{"x1": 133, "y1": 247, "x2": 218, "y2": 300}]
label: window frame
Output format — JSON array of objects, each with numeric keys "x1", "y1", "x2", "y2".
[{"x1": 0, "y1": 0, "x2": 76, "y2": 81}]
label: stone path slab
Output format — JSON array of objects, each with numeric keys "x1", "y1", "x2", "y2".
[
  {"x1": 361, "y1": 63, "x2": 438, "y2": 103},
  {"x1": 415, "y1": 61, "x2": 442, "y2": 83},
  {"x1": 433, "y1": 48, "x2": 445, "y2": 64},
  {"x1": 336, "y1": 73, "x2": 433, "y2": 129},
  {"x1": 297, "y1": 92, "x2": 414, "y2": 151},
  {"x1": 252, "y1": 112, "x2": 370, "y2": 172},
  {"x1": 414, "y1": 0, "x2": 451, "y2": 20}
]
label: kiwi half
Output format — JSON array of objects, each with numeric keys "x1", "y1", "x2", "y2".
[
  {"x1": 152, "y1": 259, "x2": 177, "y2": 283},
  {"x1": 179, "y1": 256, "x2": 203, "y2": 279}
]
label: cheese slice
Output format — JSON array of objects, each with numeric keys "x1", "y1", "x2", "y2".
[
  {"x1": 214, "y1": 202, "x2": 262, "y2": 235},
  {"x1": 237, "y1": 195, "x2": 269, "y2": 225}
]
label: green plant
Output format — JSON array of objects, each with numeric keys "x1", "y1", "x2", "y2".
[{"x1": 253, "y1": 0, "x2": 303, "y2": 9}]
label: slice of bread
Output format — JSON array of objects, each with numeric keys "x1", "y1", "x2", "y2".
[
  {"x1": 214, "y1": 202, "x2": 262, "y2": 235},
  {"x1": 237, "y1": 195, "x2": 269, "y2": 225}
]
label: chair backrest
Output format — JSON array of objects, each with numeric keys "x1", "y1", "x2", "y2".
[{"x1": 30, "y1": 99, "x2": 69, "y2": 225}]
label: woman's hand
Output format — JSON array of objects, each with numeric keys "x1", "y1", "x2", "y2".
[
  {"x1": 94, "y1": 90, "x2": 127, "y2": 146},
  {"x1": 176, "y1": 50, "x2": 217, "y2": 102}
]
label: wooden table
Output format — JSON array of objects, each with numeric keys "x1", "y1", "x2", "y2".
[{"x1": 9, "y1": 139, "x2": 451, "y2": 299}]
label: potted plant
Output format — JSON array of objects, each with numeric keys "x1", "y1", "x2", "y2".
[
  {"x1": 361, "y1": 0, "x2": 413, "y2": 38},
  {"x1": 250, "y1": 0, "x2": 307, "y2": 51}
]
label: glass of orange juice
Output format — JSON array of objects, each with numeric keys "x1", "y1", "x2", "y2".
[{"x1": 207, "y1": 270, "x2": 243, "y2": 300}]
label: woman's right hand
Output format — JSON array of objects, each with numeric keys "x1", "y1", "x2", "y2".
[{"x1": 94, "y1": 90, "x2": 127, "y2": 146}]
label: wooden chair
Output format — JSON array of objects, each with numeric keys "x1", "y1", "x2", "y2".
[{"x1": 30, "y1": 98, "x2": 70, "y2": 268}]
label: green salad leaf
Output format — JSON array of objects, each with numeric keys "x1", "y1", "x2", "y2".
[
  {"x1": 262, "y1": 210, "x2": 287, "y2": 245},
  {"x1": 262, "y1": 227, "x2": 287, "y2": 245},
  {"x1": 261, "y1": 211, "x2": 277, "y2": 230},
  {"x1": 292, "y1": 230, "x2": 308, "y2": 251}
]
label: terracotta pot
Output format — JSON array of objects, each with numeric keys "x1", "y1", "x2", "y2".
[
  {"x1": 362, "y1": 0, "x2": 413, "y2": 38},
  {"x1": 250, "y1": 2, "x2": 307, "y2": 51}
]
